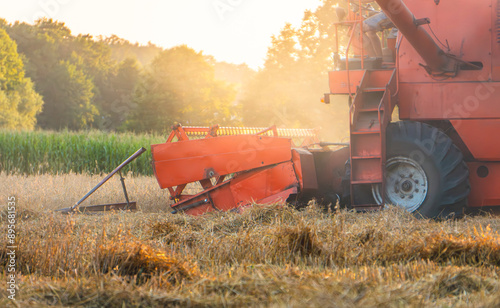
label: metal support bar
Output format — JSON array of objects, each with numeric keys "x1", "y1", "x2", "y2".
[
  {"x1": 171, "y1": 198, "x2": 209, "y2": 214},
  {"x1": 118, "y1": 170, "x2": 131, "y2": 209},
  {"x1": 56, "y1": 147, "x2": 146, "y2": 213},
  {"x1": 319, "y1": 142, "x2": 350, "y2": 147}
]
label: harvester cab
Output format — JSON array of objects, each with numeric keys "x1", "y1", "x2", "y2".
[{"x1": 152, "y1": 0, "x2": 500, "y2": 218}]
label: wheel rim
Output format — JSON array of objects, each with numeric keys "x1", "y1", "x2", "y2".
[{"x1": 372, "y1": 156, "x2": 429, "y2": 212}]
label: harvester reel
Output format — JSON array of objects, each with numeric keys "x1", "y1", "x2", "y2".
[{"x1": 373, "y1": 121, "x2": 470, "y2": 219}]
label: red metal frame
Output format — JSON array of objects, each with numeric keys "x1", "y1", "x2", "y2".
[
  {"x1": 167, "y1": 162, "x2": 300, "y2": 216},
  {"x1": 152, "y1": 124, "x2": 324, "y2": 215},
  {"x1": 332, "y1": 0, "x2": 367, "y2": 98}
]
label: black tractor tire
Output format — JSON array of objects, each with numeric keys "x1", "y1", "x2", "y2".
[{"x1": 376, "y1": 121, "x2": 470, "y2": 219}]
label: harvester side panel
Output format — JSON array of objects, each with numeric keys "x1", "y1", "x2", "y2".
[
  {"x1": 171, "y1": 162, "x2": 300, "y2": 216},
  {"x1": 395, "y1": 0, "x2": 491, "y2": 83},
  {"x1": 328, "y1": 70, "x2": 364, "y2": 95},
  {"x1": 492, "y1": 0, "x2": 500, "y2": 80},
  {"x1": 229, "y1": 162, "x2": 299, "y2": 208},
  {"x1": 451, "y1": 119, "x2": 500, "y2": 161},
  {"x1": 152, "y1": 135, "x2": 292, "y2": 189},
  {"x1": 467, "y1": 162, "x2": 500, "y2": 207},
  {"x1": 398, "y1": 83, "x2": 500, "y2": 120}
]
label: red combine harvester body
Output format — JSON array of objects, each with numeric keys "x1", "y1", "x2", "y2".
[{"x1": 152, "y1": 0, "x2": 500, "y2": 218}]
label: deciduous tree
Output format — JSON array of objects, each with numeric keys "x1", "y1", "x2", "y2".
[
  {"x1": 128, "y1": 46, "x2": 236, "y2": 132},
  {"x1": 0, "y1": 28, "x2": 43, "y2": 129}
]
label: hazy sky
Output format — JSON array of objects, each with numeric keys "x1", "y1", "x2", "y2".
[{"x1": 1, "y1": 0, "x2": 322, "y2": 69}]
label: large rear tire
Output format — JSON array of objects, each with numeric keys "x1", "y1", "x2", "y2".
[{"x1": 373, "y1": 121, "x2": 470, "y2": 219}]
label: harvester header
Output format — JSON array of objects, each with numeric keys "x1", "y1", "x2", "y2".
[{"x1": 152, "y1": 124, "x2": 348, "y2": 215}]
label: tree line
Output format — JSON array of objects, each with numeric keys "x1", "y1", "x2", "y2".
[{"x1": 0, "y1": 0, "x2": 349, "y2": 139}]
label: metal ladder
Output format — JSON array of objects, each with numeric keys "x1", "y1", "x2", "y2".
[{"x1": 349, "y1": 69, "x2": 396, "y2": 210}]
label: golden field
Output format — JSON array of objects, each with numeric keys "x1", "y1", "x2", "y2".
[{"x1": 1, "y1": 173, "x2": 500, "y2": 307}]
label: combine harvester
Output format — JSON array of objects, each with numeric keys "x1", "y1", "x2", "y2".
[{"x1": 152, "y1": 0, "x2": 500, "y2": 218}]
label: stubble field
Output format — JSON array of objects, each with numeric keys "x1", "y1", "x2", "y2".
[{"x1": 1, "y1": 173, "x2": 500, "y2": 307}]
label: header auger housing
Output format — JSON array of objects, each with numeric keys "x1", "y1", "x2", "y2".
[{"x1": 152, "y1": 0, "x2": 500, "y2": 218}]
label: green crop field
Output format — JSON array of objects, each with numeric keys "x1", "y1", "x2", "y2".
[{"x1": 0, "y1": 130, "x2": 166, "y2": 176}]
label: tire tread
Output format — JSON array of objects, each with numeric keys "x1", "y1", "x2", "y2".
[{"x1": 386, "y1": 121, "x2": 470, "y2": 219}]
